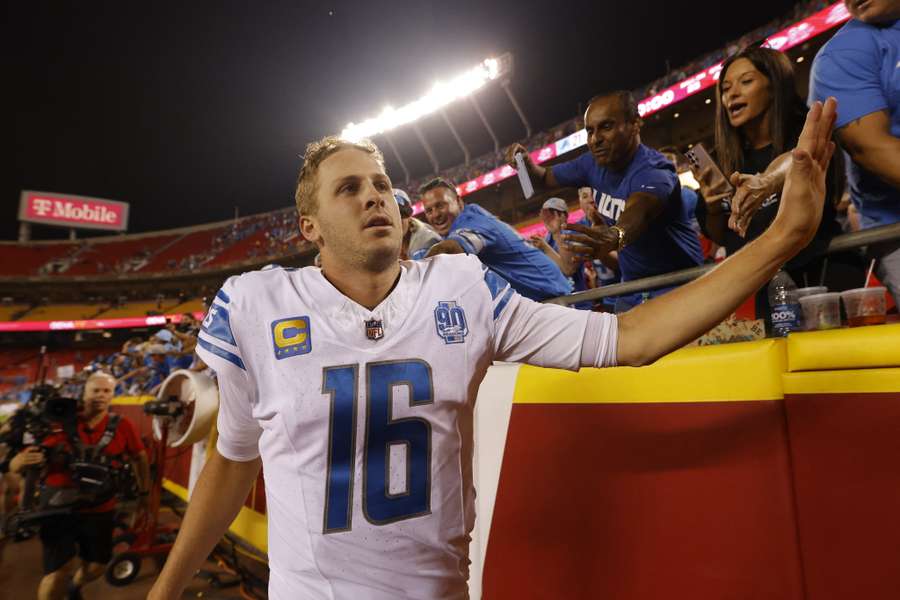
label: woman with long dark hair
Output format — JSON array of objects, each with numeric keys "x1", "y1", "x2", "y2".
[{"x1": 697, "y1": 46, "x2": 860, "y2": 316}]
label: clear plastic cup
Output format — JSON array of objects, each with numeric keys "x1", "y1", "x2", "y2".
[
  {"x1": 799, "y1": 292, "x2": 841, "y2": 330},
  {"x1": 796, "y1": 286, "x2": 827, "y2": 299},
  {"x1": 840, "y1": 287, "x2": 887, "y2": 327}
]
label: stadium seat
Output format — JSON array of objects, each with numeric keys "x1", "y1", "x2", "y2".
[{"x1": 20, "y1": 303, "x2": 105, "y2": 321}]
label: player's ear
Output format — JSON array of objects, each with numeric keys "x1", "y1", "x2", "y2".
[{"x1": 299, "y1": 215, "x2": 322, "y2": 245}]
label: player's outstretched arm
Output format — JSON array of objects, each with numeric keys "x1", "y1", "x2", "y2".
[
  {"x1": 148, "y1": 448, "x2": 261, "y2": 600},
  {"x1": 615, "y1": 98, "x2": 837, "y2": 367}
]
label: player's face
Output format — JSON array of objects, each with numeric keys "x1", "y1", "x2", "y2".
[
  {"x1": 306, "y1": 148, "x2": 402, "y2": 272},
  {"x1": 422, "y1": 188, "x2": 462, "y2": 237},
  {"x1": 584, "y1": 97, "x2": 639, "y2": 170},
  {"x1": 721, "y1": 58, "x2": 772, "y2": 130},
  {"x1": 845, "y1": 0, "x2": 900, "y2": 23},
  {"x1": 83, "y1": 376, "x2": 114, "y2": 415}
]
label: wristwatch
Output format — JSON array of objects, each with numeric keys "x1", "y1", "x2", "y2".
[{"x1": 609, "y1": 225, "x2": 627, "y2": 250}]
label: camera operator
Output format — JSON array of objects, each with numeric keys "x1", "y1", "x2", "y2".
[{"x1": 8, "y1": 372, "x2": 150, "y2": 600}]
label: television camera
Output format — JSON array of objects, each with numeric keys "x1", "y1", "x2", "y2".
[{"x1": 1, "y1": 384, "x2": 138, "y2": 537}]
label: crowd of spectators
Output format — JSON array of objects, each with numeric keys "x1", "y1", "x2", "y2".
[
  {"x1": 409, "y1": 0, "x2": 899, "y2": 328},
  {"x1": 402, "y1": 0, "x2": 837, "y2": 197},
  {"x1": 99, "y1": 316, "x2": 205, "y2": 396},
  {"x1": 0, "y1": 315, "x2": 206, "y2": 407}
]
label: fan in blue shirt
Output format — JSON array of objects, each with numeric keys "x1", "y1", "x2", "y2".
[
  {"x1": 808, "y1": 0, "x2": 900, "y2": 303},
  {"x1": 507, "y1": 91, "x2": 702, "y2": 299},
  {"x1": 420, "y1": 178, "x2": 573, "y2": 301}
]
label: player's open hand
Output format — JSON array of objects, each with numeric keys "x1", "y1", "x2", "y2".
[{"x1": 770, "y1": 97, "x2": 837, "y2": 248}]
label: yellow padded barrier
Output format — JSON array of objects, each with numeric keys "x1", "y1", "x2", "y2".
[
  {"x1": 787, "y1": 324, "x2": 900, "y2": 373},
  {"x1": 163, "y1": 479, "x2": 268, "y2": 553},
  {"x1": 514, "y1": 338, "x2": 787, "y2": 404},
  {"x1": 783, "y1": 368, "x2": 900, "y2": 395},
  {"x1": 111, "y1": 395, "x2": 155, "y2": 405}
]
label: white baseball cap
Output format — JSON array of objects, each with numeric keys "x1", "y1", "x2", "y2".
[{"x1": 541, "y1": 197, "x2": 568, "y2": 213}]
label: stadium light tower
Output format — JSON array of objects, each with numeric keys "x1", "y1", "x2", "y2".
[{"x1": 339, "y1": 53, "x2": 525, "y2": 177}]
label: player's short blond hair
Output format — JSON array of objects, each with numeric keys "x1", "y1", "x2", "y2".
[{"x1": 294, "y1": 136, "x2": 385, "y2": 216}]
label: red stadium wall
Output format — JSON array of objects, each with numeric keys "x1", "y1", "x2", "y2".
[{"x1": 476, "y1": 328, "x2": 900, "y2": 600}]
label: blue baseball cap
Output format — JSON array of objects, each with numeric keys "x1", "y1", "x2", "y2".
[
  {"x1": 154, "y1": 329, "x2": 174, "y2": 343},
  {"x1": 394, "y1": 189, "x2": 413, "y2": 217}
]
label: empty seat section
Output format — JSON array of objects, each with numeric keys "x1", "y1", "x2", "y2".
[
  {"x1": 0, "y1": 243, "x2": 74, "y2": 276},
  {"x1": 169, "y1": 298, "x2": 207, "y2": 315},
  {"x1": 64, "y1": 234, "x2": 179, "y2": 275},
  {"x1": 140, "y1": 226, "x2": 228, "y2": 272},
  {"x1": 0, "y1": 304, "x2": 30, "y2": 321},
  {"x1": 22, "y1": 304, "x2": 104, "y2": 321},
  {"x1": 204, "y1": 228, "x2": 271, "y2": 267},
  {"x1": 97, "y1": 299, "x2": 181, "y2": 319}
]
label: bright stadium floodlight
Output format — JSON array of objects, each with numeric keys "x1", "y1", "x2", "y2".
[{"x1": 340, "y1": 55, "x2": 509, "y2": 142}]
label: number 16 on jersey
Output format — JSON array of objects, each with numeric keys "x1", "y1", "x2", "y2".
[{"x1": 322, "y1": 360, "x2": 434, "y2": 533}]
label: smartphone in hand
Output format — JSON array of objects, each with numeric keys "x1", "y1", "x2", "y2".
[
  {"x1": 685, "y1": 144, "x2": 733, "y2": 200},
  {"x1": 515, "y1": 152, "x2": 535, "y2": 199}
]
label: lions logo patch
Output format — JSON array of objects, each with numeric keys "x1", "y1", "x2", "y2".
[
  {"x1": 271, "y1": 316, "x2": 312, "y2": 359},
  {"x1": 434, "y1": 301, "x2": 468, "y2": 344}
]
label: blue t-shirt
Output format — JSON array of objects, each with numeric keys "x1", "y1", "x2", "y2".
[
  {"x1": 809, "y1": 18, "x2": 900, "y2": 228},
  {"x1": 552, "y1": 144, "x2": 703, "y2": 282},
  {"x1": 447, "y1": 204, "x2": 572, "y2": 301}
]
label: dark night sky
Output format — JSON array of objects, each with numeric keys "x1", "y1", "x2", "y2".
[{"x1": 6, "y1": 0, "x2": 799, "y2": 241}]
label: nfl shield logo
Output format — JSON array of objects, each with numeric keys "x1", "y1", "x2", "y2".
[{"x1": 365, "y1": 318, "x2": 384, "y2": 341}]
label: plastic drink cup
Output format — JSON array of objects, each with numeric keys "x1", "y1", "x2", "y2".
[
  {"x1": 840, "y1": 287, "x2": 887, "y2": 327},
  {"x1": 799, "y1": 293, "x2": 841, "y2": 330},
  {"x1": 796, "y1": 286, "x2": 827, "y2": 299}
]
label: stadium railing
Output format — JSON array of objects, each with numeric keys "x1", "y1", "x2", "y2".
[{"x1": 544, "y1": 223, "x2": 900, "y2": 306}]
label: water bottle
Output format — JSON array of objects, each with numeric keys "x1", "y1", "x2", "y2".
[{"x1": 768, "y1": 270, "x2": 802, "y2": 337}]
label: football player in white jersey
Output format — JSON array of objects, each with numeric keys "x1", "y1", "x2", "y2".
[{"x1": 150, "y1": 98, "x2": 837, "y2": 600}]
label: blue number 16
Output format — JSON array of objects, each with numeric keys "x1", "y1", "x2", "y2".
[{"x1": 322, "y1": 360, "x2": 433, "y2": 534}]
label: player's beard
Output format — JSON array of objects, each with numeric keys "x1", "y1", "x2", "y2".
[
  {"x1": 361, "y1": 242, "x2": 400, "y2": 273},
  {"x1": 320, "y1": 223, "x2": 400, "y2": 274}
]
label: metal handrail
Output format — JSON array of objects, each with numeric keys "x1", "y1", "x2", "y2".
[{"x1": 546, "y1": 222, "x2": 900, "y2": 306}]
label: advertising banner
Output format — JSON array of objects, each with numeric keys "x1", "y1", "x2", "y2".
[{"x1": 19, "y1": 190, "x2": 130, "y2": 231}]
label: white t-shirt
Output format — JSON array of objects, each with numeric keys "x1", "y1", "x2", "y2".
[{"x1": 196, "y1": 254, "x2": 617, "y2": 600}]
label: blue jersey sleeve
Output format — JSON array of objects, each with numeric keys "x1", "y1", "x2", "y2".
[
  {"x1": 551, "y1": 153, "x2": 592, "y2": 189},
  {"x1": 809, "y1": 26, "x2": 887, "y2": 128},
  {"x1": 447, "y1": 206, "x2": 497, "y2": 255},
  {"x1": 447, "y1": 229, "x2": 489, "y2": 254},
  {"x1": 196, "y1": 280, "x2": 246, "y2": 373}
]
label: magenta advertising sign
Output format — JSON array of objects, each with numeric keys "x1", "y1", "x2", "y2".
[{"x1": 18, "y1": 190, "x2": 130, "y2": 231}]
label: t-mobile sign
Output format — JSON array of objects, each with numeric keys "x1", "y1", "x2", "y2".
[{"x1": 19, "y1": 190, "x2": 129, "y2": 231}]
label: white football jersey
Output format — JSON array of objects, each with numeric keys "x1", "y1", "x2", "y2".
[{"x1": 196, "y1": 254, "x2": 616, "y2": 600}]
